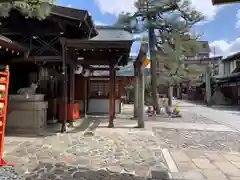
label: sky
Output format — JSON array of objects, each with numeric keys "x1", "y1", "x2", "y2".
[{"x1": 57, "y1": 0, "x2": 240, "y2": 63}]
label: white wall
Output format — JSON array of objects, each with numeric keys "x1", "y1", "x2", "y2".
[
  {"x1": 230, "y1": 60, "x2": 236, "y2": 73},
  {"x1": 224, "y1": 61, "x2": 230, "y2": 75},
  {"x1": 218, "y1": 63, "x2": 224, "y2": 76},
  {"x1": 88, "y1": 99, "x2": 121, "y2": 114}
]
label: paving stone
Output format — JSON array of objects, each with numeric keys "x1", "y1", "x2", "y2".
[
  {"x1": 177, "y1": 162, "x2": 197, "y2": 172},
  {"x1": 170, "y1": 172, "x2": 184, "y2": 180},
  {"x1": 192, "y1": 158, "x2": 216, "y2": 169},
  {"x1": 183, "y1": 171, "x2": 205, "y2": 180},
  {"x1": 155, "y1": 128, "x2": 240, "y2": 152},
  {"x1": 204, "y1": 152, "x2": 226, "y2": 161},
  {"x1": 170, "y1": 150, "x2": 191, "y2": 162},
  {"x1": 232, "y1": 161, "x2": 240, "y2": 169},
  {"x1": 228, "y1": 177, "x2": 240, "y2": 180},
  {"x1": 202, "y1": 169, "x2": 227, "y2": 179},
  {"x1": 185, "y1": 150, "x2": 206, "y2": 159},
  {"x1": 214, "y1": 161, "x2": 240, "y2": 177},
  {"x1": 134, "y1": 165, "x2": 150, "y2": 177},
  {"x1": 223, "y1": 153, "x2": 240, "y2": 162},
  {"x1": 106, "y1": 165, "x2": 122, "y2": 173}
]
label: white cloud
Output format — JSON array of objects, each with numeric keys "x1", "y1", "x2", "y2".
[
  {"x1": 96, "y1": 0, "x2": 224, "y2": 22},
  {"x1": 210, "y1": 38, "x2": 240, "y2": 57},
  {"x1": 67, "y1": 4, "x2": 72, "y2": 7},
  {"x1": 236, "y1": 9, "x2": 240, "y2": 28},
  {"x1": 190, "y1": 0, "x2": 223, "y2": 22},
  {"x1": 95, "y1": 0, "x2": 136, "y2": 16},
  {"x1": 94, "y1": 21, "x2": 108, "y2": 26}
]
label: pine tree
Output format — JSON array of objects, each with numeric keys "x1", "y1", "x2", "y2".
[
  {"x1": 116, "y1": 0, "x2": 204, "y2": 113},
  {"x1": 0, "y1": 0, "x2": 55, "y2": 19}
]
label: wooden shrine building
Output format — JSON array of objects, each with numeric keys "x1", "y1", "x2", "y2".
[
  {"x1": 0, "y1": 5, "x2": 97, "y2": 132},
  {"x1": 73, "y1": 26, "x2": 133, "y2": 127},
  {"x1": 0, "y1": 5, "x2": 134, "y2": 132}
]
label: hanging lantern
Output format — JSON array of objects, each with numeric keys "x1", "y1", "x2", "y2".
[
  {"x1": 75, "y1": 65, "x2": 83, "y2": 74},
  {"x1": 83, "y1": 69, "x2": 90, "y2": 77}
]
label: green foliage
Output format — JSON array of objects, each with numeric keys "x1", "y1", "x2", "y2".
[
  {"x1": 155, "y1": 32, "x2": 205, "y2": 85},
  {"x1": 0, "y1": 0, "x2": 55, "y2": 19},
  {"x1": 115, "y1": 0, "x2": 205, "y2": 86}
]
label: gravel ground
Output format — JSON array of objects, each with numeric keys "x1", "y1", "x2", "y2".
[
  {"x1": 4, "y1": 129, "x2": 169, "y2": 180},
  {"x1": 0, "y1": 167, "x2": 22, "y2": 180},
  {"x1": 146, "y1": 111, "x2": 219, "y2": 125},
  {"x1": 154, "y1": 128, "x2": 240, "y2": 152}
]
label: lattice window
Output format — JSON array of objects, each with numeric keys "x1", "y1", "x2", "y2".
[
  {"x1": 115, "y1": 81, "x2": 119, "y2": 97},
  {"x1": 236, "y1": 60, "x2": 240, "y2": 69},
  {"x1": 90, "y1": 81, "x2": 120, "y2": 97},
  {"x1": 90, "y1": 81, "x2": 109, "y2": 97}
]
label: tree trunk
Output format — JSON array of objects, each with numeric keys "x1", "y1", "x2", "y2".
[
  {"x1": 178, "y1": 83, "x2": 182, "y2": 100},
  {"x1": 149, "y1": 25, "x2": 160, "y2": 114},
  {"x1": 168, "y1": 85, "x2": 173, "y2": 107}
]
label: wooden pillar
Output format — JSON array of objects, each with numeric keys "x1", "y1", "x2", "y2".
[
  {"x1": 113, "y1": 68, "x2": 116, "y2": 118},
  {"x1": 69, "y1": 64, "x2": 75, "y2": 127},
  {"x1": 137, "y1": 56, "x2": 145, "y2": 128},
  {"x1": 86, "y1": 77, "x2": 90, "y2": 113},
  {"x1": 84, "y1": 77, "x2": 88, "y2": 117},
  {"x1": 108, "y1": 63, "x2": 114, "y2": 128},
  {"x1": 206, "y1": 64, "x2": 212, "y2": 106},
  {"x1": 60, "y1": 38, "x2": 68, "y2": 133},
  {"x1": 133, "y1": 61, "x2": 139, "y2": 118}
]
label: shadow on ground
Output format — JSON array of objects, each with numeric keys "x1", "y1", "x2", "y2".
[{"x1": 22, "y1": 162, "x2": 170, "y2": 180}]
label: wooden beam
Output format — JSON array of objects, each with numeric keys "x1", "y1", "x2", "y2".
[
  {"x1": 76, "y1": 59, "x2": 117, "y2": 65},
  {"x1": 66, "y1": 39, "x2": 132, "y2": 49},
  {"x1": 11, "y1": 56, "x2": 61, "y2": 63},
  {"x1": 0, "y1": 28, "x2": 62, "y2": 36},
  {"x1": 76, "y1": 52, "x2": 122, "y2": 60},
  {"x1": 91, "y1": 67, "x2": 120, "y2": 71},
  {"x1": 11, "y1": 55, "x2": 117, "y2": 65}
]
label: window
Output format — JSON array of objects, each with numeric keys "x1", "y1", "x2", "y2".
[
  {"x1": 224, "y1": 62, "x2": 230, "y2": 75},
  {"x1": 202, "y1": 44, "x2": 207, "y2": 49},
  {"x1": 187, "y1": 57, "x2": 194, "y2": 60},
  {"x1": 90, "y1": 81, "x2": 109, "y2": 97},
  {"x1": 156, "y1": 62, "x2": 160, "y2": 69},
  {"x1": 212, "y1": 66, "x2": 219, "y2": 76},
  {"x1": 236, "y1": 60, "x2": 240, "y2": 68},
  {"x1": 89, "y1": 81, "x2": 119, "y2": 97}
]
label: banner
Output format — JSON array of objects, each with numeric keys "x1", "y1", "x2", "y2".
[{"x1": 143, "y1": 57, "x2": 150, "y2": 67}]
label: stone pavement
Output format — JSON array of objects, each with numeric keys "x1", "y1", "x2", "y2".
[
  {"x1": 151, "y1": 101, "x2": 240, "y2": 180},
  {"x1": 175, "y1": 100, "x2": 240, "y2": 132},
  {"x1": 3, "y1": 114, "x2": 169, "y2": 180},
  {"x1": 2, "y1": 102, "x2": 240, "y2": 180}
]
